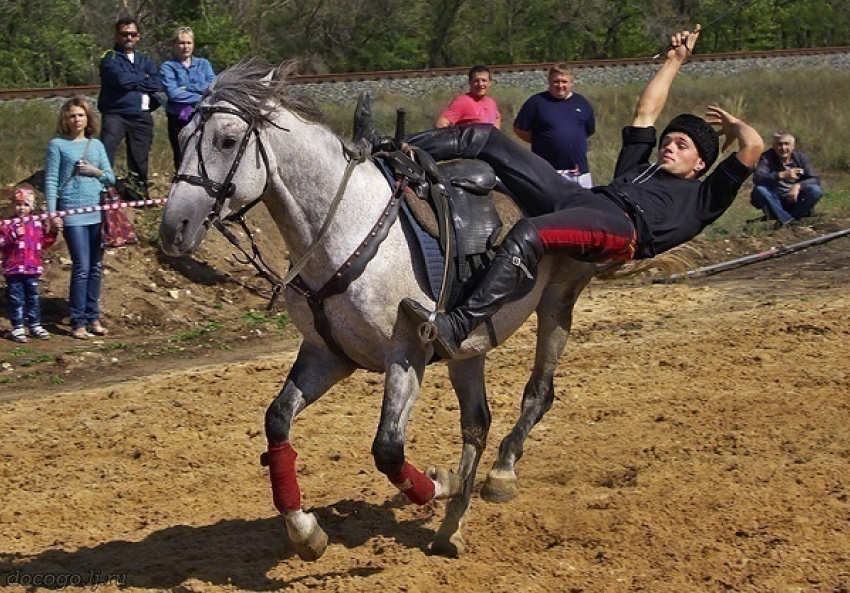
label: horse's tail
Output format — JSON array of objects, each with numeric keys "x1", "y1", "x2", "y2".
[{"x1": 594, "y1": 244, "x2": 701, "y2": 281}]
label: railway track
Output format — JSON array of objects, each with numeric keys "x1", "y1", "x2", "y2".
[{"x1": 1, "y1": 46, "x2": 848, "y2": 101}]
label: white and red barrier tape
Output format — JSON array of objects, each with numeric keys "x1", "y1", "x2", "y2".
[{"x1": 1, "y1": 197, "x2": 168, "y2": 226}]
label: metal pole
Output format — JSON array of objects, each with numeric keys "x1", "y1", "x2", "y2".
[{"x1": 653, "y1": 227, "x2": 850, "y2": 284}]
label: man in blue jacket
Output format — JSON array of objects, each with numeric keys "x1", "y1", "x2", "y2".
[{"x1": 98, "y1": 16, "x2": 161, "y2": 195}]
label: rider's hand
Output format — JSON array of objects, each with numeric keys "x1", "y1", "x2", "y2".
[
  {"x1": 667, "y1": 25, "x2": 701, "y2": 61},
  {"x1": 704, "y1": 105, "x2": 741, "y2": 152}
]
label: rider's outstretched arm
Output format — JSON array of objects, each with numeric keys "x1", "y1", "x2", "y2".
[{"x1": 632, "y1": 26, "x2": 701, "y2": 128}]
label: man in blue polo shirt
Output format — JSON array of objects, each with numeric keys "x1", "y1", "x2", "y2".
[
  {"x1": 513, "y1": 65, "x2": 596, "y2": 188},
  {"x1": 98, "y1": 16, "x2": 161, "y2": 195}
]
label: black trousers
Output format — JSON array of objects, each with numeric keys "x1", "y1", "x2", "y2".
[
  {"x1": 167, "y1": 113, "x2": 192, "y2": 173},
  {"x1": 101, "y1": 112, "x2": 154, "y2": 191},
  {"x1": 477, "y1": 130, "x2": 638, "y2": 262}
]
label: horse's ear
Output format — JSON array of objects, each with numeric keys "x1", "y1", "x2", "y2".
[{"x1": 261, "y1": 71, "x2": 274, "y2": 84}]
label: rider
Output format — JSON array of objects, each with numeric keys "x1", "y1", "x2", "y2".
[{"x1": 354, "y1": 26, "x2": 764, "y2": 359}]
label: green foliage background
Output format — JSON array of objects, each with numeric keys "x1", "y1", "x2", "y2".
[{"x1": 0, "y1": 0, "x2": 848, "y2": 85}]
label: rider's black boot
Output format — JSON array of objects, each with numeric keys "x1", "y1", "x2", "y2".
[
  {"x1": 401, "y1": 219, "x2": 544, "y2": 359},
  {"x1": 404, "y1": 124, "x2": 493, "y2": 161}
]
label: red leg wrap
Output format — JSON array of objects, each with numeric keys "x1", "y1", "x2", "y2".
[
  {"x1": 389, "y1": 461, "x2": 435, "y2": 505},
  {"x1": 266, "y1": 442, "x2": 301, "y2": 512}
]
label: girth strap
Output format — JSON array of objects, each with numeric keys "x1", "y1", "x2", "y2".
[{"x1": 288, "y1": 178, "x2": 407, "y2": 364}]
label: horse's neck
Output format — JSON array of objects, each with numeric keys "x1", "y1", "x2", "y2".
[{"x1": 264, "y1": 116, "x2": 394, "y2": 281}]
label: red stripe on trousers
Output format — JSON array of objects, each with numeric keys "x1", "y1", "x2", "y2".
[{"x1": 537, "y1": 227, "x2": 635, "y2": 261}]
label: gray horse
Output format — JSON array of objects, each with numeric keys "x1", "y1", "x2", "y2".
[{"x1": 159, "y1": 60, "x2": 597, "y2": 560}]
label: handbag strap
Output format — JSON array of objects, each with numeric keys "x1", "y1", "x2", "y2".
[{"x1": 59, "y1": 139, "x2": 92, "y2": 193}]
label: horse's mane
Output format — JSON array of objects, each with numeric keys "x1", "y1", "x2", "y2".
[{"x1": 205, "y1": 58, "x2": 324, "y2": 125}]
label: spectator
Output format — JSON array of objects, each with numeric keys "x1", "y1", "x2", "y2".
[
  {"x1": 513, "y1": 65, "x2": 596, "y2": 188},
  {"x1": 436, "y1": 65, "x2": 502, "y2": 129},
  {"x1": 1, "y1": 187, "x2": 58, "y2": 343},
  {"x1": 98, "y1": 16, "x2": 160, "y2": 195},
  {"x1": 45, "y1": 97, "x2": 116, "y2": 340},
  {"x1": 160, "y1": 26, "x2": 216, "y2": 172},
  {"x1": 751, "y1": 130, "x2": 823, "y2": 226}
]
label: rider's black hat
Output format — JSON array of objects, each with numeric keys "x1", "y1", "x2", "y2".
[{"x1": 660, "y1": 114, "x2": 720, "y2": 176}]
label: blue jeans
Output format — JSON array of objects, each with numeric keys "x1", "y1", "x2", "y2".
[
  {"x1": 751, "y1": 184, "x2": 824, "y2": 225},
  {"x1": 5, "y1": 274, "x2": 41, "y2": 329},
  {"x1": 63, "y1": 223, "x2": 104, "y2": 330}
]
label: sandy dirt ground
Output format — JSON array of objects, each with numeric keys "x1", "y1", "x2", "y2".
[{"x1": 0, "y1": 214, "x2": 848, "y2": 592}]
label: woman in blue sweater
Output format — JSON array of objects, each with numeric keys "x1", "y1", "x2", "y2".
[{"x1": 45, "y1": 97, "x2": 116, "y2": 340}]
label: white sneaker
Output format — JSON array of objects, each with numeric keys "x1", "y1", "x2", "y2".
[
  {"x1": 30, "y1": 325, "x2": 51, "y2": 340},
  {"x1": 10, "y1": 327, "x2": 27, "y2": 343}
]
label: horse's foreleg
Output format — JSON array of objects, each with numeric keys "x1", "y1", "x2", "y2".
[
  {"x1": 264, "y1": 342, "x2": 356, "y2": 561},
  {"x1": 482, "y1": 285, "x2": 578, "y2": 503},
  {"x1": 372, "y1": 346, "x2": 439, "y2": 505},
  {"x1": 430, "y1": 355, "x2": 490, "y2": 557}
]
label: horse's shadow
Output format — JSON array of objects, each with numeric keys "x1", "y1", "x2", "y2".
[
  {"x1": 156, "y1": 252, "x2": 231, "y2": 286},
  {"x1": 0, "y1": 497, "x2": 434, "y2": 590}
]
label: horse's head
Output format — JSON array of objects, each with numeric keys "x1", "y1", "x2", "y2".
[{"x1": 159, "y1": 59, "x2": 317, "y2": 256}]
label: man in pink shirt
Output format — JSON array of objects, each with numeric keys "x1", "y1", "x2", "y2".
[{"x1": 436, "y1": 65, "x2": 502, "y2": 129}]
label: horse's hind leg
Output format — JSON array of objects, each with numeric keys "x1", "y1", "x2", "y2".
[
  {"x1": 429, "y1": 354, "x2": 490, "y2": 557},
  {"x1": 482, "y1": 279, "x2": 586, "y2": 503},
  {"x1": 264, "y1": 341, "x2": 356, "y2": 561}
]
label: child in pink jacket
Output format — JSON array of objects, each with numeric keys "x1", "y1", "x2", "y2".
[{"x1": 0, "y1": 187, "x2": 58, "y2": 342}]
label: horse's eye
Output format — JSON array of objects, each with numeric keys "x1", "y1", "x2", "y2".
[{"x1": 222, "y1": 137, "x2": 238, "y2": 150}]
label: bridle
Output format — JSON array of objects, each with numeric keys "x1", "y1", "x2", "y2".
[{"x1": 173, "y1": 104, "x2": 280, "y2": 224}]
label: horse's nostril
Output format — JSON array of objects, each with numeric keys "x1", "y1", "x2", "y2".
[{"x1": 174, "y1": 219, "x2": 188, "y2": 245}]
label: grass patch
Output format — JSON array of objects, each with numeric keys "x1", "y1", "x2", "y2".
[
  {"x1": 243, "y1": 310, "x2": 291, "y2": 329},
  {"x1": 134, "y1": 206, "x2": 166, "y2": 245},
  {"x1": 10, "y1": 347, "x2": 35, "y2": 357},
  {"x1": 20, "y1": 354, "x2": 54, "y2": 366},
  {"x1": 168, "y1": 322, "x2": 224, "y2": 343}
]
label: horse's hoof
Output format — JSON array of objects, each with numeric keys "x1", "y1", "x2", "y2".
[
  {"x1": 286, "y1": 511, "x2": 329, "y2": 561},
  {"x1": 427, "y1": 467, "x2": 463, "y2": 499},
  {"x1": 481, "y1": 469, "x2": 519, "y2": 503},
  {"x1": 430, "y1": 532, "x2": 466, "y2": 557},
  {"x1": 292, "y1": 527, "x2": 329, "y2": 561}
]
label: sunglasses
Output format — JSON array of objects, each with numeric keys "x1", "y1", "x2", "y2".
[{"x1": 118, "y1": 31, "x2": 140, "y2": 38}]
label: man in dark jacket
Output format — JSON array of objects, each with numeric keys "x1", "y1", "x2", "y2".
[
  {"x1": 750, "y1": 131, "x2": 823, "y2": 226},
  {"x1": 355, "y1": 26, "x2": 764, "y2": 359},
  {"x1": 98, "y1": 16, "x2": 161, "y2": 194}
]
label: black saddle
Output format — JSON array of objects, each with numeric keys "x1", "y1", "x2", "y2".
[{"x1": 378, "y1": 149, "x2": 523, "y2": 310}]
